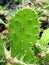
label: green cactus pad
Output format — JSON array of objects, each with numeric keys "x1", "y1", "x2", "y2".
[{"x1": 8, "y1": 8, "x2": 40, "y2": 64}]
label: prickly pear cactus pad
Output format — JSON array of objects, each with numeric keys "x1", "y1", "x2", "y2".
[{"x1": 8, "y1": 8, "x2": 40, "y2": 64}]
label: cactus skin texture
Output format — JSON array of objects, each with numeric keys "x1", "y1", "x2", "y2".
[{"x1": 8, "y1": 8, "x2": 40, "y2": 64}]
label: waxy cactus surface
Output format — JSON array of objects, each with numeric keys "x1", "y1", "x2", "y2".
[{"x1": 8, "y1": 8, "x2": 40, "y2": 64}]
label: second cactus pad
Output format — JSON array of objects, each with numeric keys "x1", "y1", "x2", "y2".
[{"x1": 8, "y1": 8, "x2": 40, "y2": 64}]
